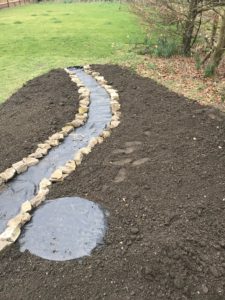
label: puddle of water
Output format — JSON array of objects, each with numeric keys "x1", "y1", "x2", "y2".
[
  {"x1": 19, "y1": 197, "x2": 107, "y2": 261},
  {"x1": 0, "y1": 68, "x2": 112, "y2": 233}
]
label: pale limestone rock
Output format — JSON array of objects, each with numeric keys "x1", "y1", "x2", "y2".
[
  {"x1": 7, "y1": 213, "x2": 31, "y2": 228},
  {"x1": 79, "y1": 92, "x2": 90, "y2": 100},
  {"x1": 106, "y1": 88, "x2": 114, "y2": 94},
  {"x1": 65, "y1": 121, "x2": 75, "y2": 127},
  {"x1": 23, "y1": 157, "x2": 39, "y2": 167},
  {"x1": 12, "y1": 161, "x2": 28, "y2": 174},
  {"x1": 97, "y1": 136, "x2": 104, "y2": 144},
  {"x1": 37, "y1": 143, "x2": 51, "y2": 150},
  {"x1": 0, "y1": 239, "x2": 11, "y2": 251},
  {"x1": 79, "y1": 106, "x2": 88, "y2": 114},
  {"x1": 71, "y1": 119, "x2": 84, "y2": 128},
  {"x1": 77, "y1": 82, "x2": 84, "y2": 88},
  {"x1": 74, "y1": 151, "x2": 83, "y2": 166},
  {"x1": 61, "y1": 165, "x2": 74, "y2": 175},
  {"x1": 39, "y1": 178, "x2": 51, "y2": 190},
  {"x1": 101, "y1": 130, "x2": 111, "y2": 139},
  {"x1": 29, "y1": 147, "x2": 48, "y2": 159},
  {"x1": 75, "y1": 112, "x2": 88, "y2": 120},
  {"x1": 62, "y1": 125, "x2": 74, "y2": 135},
  {"x1": 111, "y1": 94, "x2": 119, "y2": 101},
  {"x1": 115, "y1": 111, "x2": 122, "y2": 118},
  {"x1": 49, "y1": 133, "x2": 64, "y2": 141},
  {"x1": 30, "y1": 193, "x2": 46, "y2": 208},
  {"x1": 80, "y1": 146, "x2": 91, "y2": 155},
  {"x1": 83, "y1": 65, "x2": 90, "y2": 70},
  {"x1": 0, "y1": 226, "x2": 21, "y2": 242},
  {"x1": 40, "y1": 187, "x2": 49, "y2": 196},
  {"x1": 92, "y1": 71, "x2": 100, "y2": 76},
  {"x1": 65, "y1": 160, "x2": 76, "y2": 171},
  {"x1": 111, "y1": 102, "x2": 120, "y2": 113},
  {"x1": 58, "y1": 130, "x2": 68, "y2": 137},
  {"x1": 110, "y1": 120, "x2": 120, "y2": 129},
  {"x1": 46, "y1": 139, "x2": 60, "y2": 147},
  {"x1": 78, "y1": 87, "x2": 88, "y2": 94},
  {"x1": 62, "y1": 173, "x2": 69, "y2": 180},
  {"x1": 103, "y1": 84, "x2": 112, "y2": 90},
  {"x1": 95, "y1": 75, "x2": 105, "y2": 82},
  {"x1": 88, "y1": 137, "x2": 98, "y2": 148},
  {"x1": 21, "y1": 200, "x2": 32, "y2": 213},
  {"x1": 64, "y1": 68, "x2": 70, "y2": 74},
  {"x1": 80, "y1": 99, "x2": 89, "y2": 106},
  {"x1": 71, "y1": 77, "x2": 81, "y2": 85},
  {"x1": 75, "y1": 113, "x2": 85, "y2": 120},
  {"x1": 0, "y1": 167, "x2": 15, "y2": 182},
  {"x1": 50, "y1": 169, "x2": 63, "y2": 182},
  {"x1": 111, "y1": 114, "x2": 120, "y2": 121}
]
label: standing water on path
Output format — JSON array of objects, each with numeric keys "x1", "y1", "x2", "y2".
[{"x1": 0, "y1": 67, "x2": 111, "y2": 259}]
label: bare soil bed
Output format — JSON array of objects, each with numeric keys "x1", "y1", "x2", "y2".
[
  {"x1": 1, "y1": 65, "x2": 225, "y2": 299},
  {"x1": 0, "y1": 69, "x2": 78, "y2": 173}
]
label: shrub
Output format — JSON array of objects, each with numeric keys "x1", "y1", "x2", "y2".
[
  {"x1": 138, "y1": 35, "x2": 180, "y2": 58},
  {"x1": 204, "y1": 64, "x2": 215, "y2": 77}
]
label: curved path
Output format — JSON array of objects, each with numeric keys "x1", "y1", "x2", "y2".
[{"x1": 0, "y1": 67, "x2": 118, "y2": 250}]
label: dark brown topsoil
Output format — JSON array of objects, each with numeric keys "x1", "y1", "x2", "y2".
[
  {"x1": 0, "y1": 69, "x2": 78, "y2": 173},
  {"x1": 1, "y1": 65, "x2": 225, "y2": 300}
]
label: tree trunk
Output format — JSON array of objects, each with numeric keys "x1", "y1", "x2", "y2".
[
  {"x1": 209, "y1": 9, "x2": 225, "y2": 73},
  {"x1": 210, "y1": 12, "x2": 219, "y2": 48},
  {"x1": 182, "y1": 0, "x2": 198, "y2": 55}
]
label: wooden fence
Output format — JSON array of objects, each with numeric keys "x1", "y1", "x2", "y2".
[
  {"x1": 0, "y1": 0, "x2": 122, "y2": 9},
  {"x1": 0, "y1": 0, "x2": 35, "y2": 9}
]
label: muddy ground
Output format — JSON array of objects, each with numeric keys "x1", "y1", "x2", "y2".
[
  {"x1": 1, "y1": 65, "x2": 225, "y2": 299},
  {"x1": 0, "y1": 69, "x2": 78, "y2": 173}
]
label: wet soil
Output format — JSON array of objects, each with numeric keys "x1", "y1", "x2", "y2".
[
  {"x1": 1, "y1": 65, "x2": 225, "y2": 299},
  {"x1": 0, "y1": 69, "x2": 78, "y2": 173}
]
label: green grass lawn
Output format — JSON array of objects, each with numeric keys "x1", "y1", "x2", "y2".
[{"x1": 0, "y1": 2, "x2": 145, "y2": 102}]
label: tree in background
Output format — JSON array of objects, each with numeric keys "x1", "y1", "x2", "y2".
[
  {"x1": 130, "y1": 0, "x2": 225, "y2": 74},
  {"x1": 206, "y1": 8, "x2": 225, "y2": 74}
]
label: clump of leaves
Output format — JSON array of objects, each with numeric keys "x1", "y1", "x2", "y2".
[
  {"x1": 148, "y1": 62, "x2": 157, "y2": 70},
  {"x1": 204, "y1": 64, "x2": 215, "y2": 77},
  {"x1": 139, "y1": 35, "x2": 180, "y2": 58},
  {"x1": 194, "y1": 53, "x2": 201, "y2": 70},
  {"x1": 14, "y1": 21, "x2": 23, "y2": 24}
]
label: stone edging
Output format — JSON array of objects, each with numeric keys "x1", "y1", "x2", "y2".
[
  {"x1": 0, "y1": 65, "x2": 121, "y2": 252},
  {"x1": 0, "y1": 72, "x2": 90, "y2": 187}
]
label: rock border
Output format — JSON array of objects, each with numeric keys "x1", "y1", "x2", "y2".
[
  {"x1": 0, "y1": 72, "x2": 90, "y2": 187},
  {"x1": 0, "y1": 65, "x2": 121, "y2": 252}
]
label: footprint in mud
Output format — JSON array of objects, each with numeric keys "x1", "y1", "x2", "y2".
[
  {"x1": 114, "y1": 168, "x2": 127, "y2": 183},
  {"x1": 144, "y1": 130, "x2": 151, "y2": 137},
  {"x1": 112, "y1": 141, "x2": 142, "y2": 156},
  {"x1": 111, "y1": 158, "x2": 133, "y2": 166},
  {"x1": 132, "y1": 158, "x2": 150, "y2": 166},
  {"x1": 112, "y1": 141, "x2": 145, "y2": 183},
  {"x1": 194, "y1": 107, "x2": 225, "y2": 122},
  {"x1": 124, "y1": 141, "x2": 142, "y2": 147}
]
